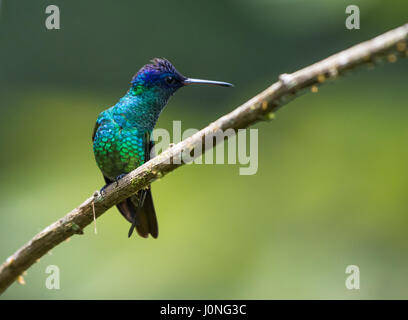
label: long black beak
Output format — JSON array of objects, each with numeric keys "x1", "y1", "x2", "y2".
[{"x1": 183, "y1": 78, "x2": 234, "y2": 87}]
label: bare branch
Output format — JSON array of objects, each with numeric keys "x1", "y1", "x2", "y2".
[{"x1": 0, "y1": 23, "x2": 407, "y2": 295}]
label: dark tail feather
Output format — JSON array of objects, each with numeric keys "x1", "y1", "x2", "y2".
[{"x1": 116, "y1": 188, "x2": 158, "y2": 239}]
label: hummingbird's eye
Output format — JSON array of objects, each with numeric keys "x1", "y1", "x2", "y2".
[{"x1": 165, "y1": 76, "x2": 177, "y2": 85}]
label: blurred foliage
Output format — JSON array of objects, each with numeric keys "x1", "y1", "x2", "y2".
[{"x1": 0, "y1": 0, "x2": 408, "y2": 299}]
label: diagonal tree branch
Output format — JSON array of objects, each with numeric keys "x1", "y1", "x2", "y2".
[{"x1": 0, "y1": 23, "x2": 407, "y2": 295}]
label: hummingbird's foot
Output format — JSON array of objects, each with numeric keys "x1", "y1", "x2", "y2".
[
  {"x1": 99, "y1": 184, "x2": 108, "y2": 195},
  {"x1": 115, "y1": 174, "x2": 127, "y2": 187},
  {"x1": 99, "y1": 174, "x2": 126, "y2": 194},
  {"x1": 93, "y1": 190, "x2": 101, "y2": 198}
]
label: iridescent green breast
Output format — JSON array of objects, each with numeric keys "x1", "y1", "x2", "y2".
[
  {"x1": 93, "y1": 85, "x2": 169, "y2": 180},
  {"x1": 93, "y1": 110, "x2": 146, "y2": 180}
]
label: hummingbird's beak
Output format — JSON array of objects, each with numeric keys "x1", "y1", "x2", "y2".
[{"x1": 183, "y1": 78, "x2": 234, "y2": 87}]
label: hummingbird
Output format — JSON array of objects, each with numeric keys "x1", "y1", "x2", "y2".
[{"x1": 92, "y1": 58, "x2": 233, "y2": 238}]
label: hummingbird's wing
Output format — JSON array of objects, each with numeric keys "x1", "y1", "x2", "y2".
[{"x1": 92, "y1": 120, "x2": 99, "y2": 141}]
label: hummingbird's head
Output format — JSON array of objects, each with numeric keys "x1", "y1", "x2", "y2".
[{"x1": 131, "y1": 58, "x2": 233, "y2": 96}]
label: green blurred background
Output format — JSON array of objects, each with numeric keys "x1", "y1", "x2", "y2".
[{"x1": 1, "y1": 0, "x2": 408, "y2": 299}]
